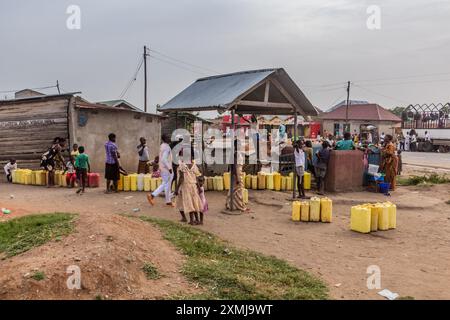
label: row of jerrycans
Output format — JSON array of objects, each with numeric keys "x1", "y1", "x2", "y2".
[
  {"x1": 350, "y1": 202, "x2": 397, "y2": 234},
  {"x1": 292, "y1": 197, "x2": 332, "y2": 223},
  {"x1": 117, "y1": 174, "x2": 164, "y2": 192}
]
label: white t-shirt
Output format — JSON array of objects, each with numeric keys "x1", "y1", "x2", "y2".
[
  {"x1": 294, "y1": 149, "x2": 305, "y2": 167},
  {"x1": 425, "y1": 133, "x2": 431, "y2": 141},
  {"x1": 4, "y1": 162, "x2": 17, "y2": 175},
  {"x1": 159, "y1": 143, "x2": 173, "y2": 174}
]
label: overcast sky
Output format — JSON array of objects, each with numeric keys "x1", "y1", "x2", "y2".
[{"x1": 1, "y1": 0, "x2": 449, "y2": 115}]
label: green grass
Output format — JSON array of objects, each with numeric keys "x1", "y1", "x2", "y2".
[
  {"x1": 31, "y1": 271, "x2": 45, "y2": 281},
  {"x1": 143, "y1": 262, "x2": 161, "y2": 280},
  {"x1": 397, "y1": 173, "x2": 450, "y2": 186},
  {"x1": 139, "y1": 216, "x2": 328, "y2": 300},
  {"x1": 0, "y1": 213, "x2": 76, "y2": 258}
]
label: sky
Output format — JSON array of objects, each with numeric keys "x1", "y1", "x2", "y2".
[{"x1": 1, "y1": 0, "x2": 450, "y2": 116}]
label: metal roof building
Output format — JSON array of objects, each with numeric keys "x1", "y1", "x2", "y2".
[{"x1": 158, "y1": 68, "x2": 317, "y2": 117}]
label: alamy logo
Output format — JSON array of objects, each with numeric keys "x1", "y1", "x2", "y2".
[
  {"x1": 66, "y1": 5, "x2": 81, "y2": 30},
  {"x1": 366, "y1": 265, "x2": 381, "y2": 290},
  {"x1": 66, "y1": 265, "x2": 81, "y2": 290},
  {"x1": 366, "y1": 5, "x2": 381, "y2": 30}
]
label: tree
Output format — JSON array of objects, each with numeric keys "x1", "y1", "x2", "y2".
[{"x1": 390, "y1": 106, "x2": 405, "y2": 117}]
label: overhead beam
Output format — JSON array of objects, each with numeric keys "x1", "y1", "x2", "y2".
[
  {"x1": 236, "y1": 100, "x2": 293, "y2": 109},
  {"x1": 270, "y1": 77, "x2": 308, "y2": 118},
  {"x1": 264, "y1": 80, "x2": 270, "y2": 103}
]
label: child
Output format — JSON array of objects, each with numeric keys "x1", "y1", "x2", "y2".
[
  {"x1": 174, "y1": 157, "x2": 203, "y2": 225},
  {"x1": 70, "y1": 144, "x2": 79, "y2": 161},
  {"x1": 74, "y1": 146, "x2": 90, "y2": 194},
  {"x1": 397, "y1": 150, "x2": 403, "y2": 176},
  {"x1": 294, "y1": 140, "x2": 306, "y2": 199},
  {"x1": 65, "y1": 158, "x2": 77, "y2": 188},
  {"x1": 4, "y1": 158, "x2": 17, "y2": 183},
  {"x1": 314, "y1": 141, "x2": 331, "y2": 195},
  {"x1": 197, "y1": 176, "x2": 208, "y2": 225},
  {"x1": 150, "y1": 157, "x2": 161, "y2": 178}
]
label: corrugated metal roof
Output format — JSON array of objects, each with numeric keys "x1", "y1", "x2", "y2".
[
  {"x1": 0, "y1": 92, "x2": 81, "y2": 104},
  {"x1": 158, "y1": 68, "x2": 317, "y2": 116},
  {"x1": 97, "y1": 99, "x2": 141, "y2": 111},
  {"x1": 319, "y1": 104, "x2": 401, "y2": 122}
]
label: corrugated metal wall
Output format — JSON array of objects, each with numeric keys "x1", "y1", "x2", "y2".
[{"x1": 0, "y1": 97, "x2": 70, "y2": 169}]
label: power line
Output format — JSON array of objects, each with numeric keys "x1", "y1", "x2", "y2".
[
  {"x1": 0, "y1": 84, "x2": 57, "y2": 94},
  {"x1": 149, "y1": 55, "x2": 209, "y2": 76},
  {"x1": 149, "y1": 48, "x2": 220, "y2": 75},
  {"x1": 352, "y1": 83, "x2": 409, "y2": 104},
  {"x1": 119, "y1": 56, "x2": 144, "y2": 99},
  {"x1": 353, "y1": 71, "x2": 450, "y2": 84}
]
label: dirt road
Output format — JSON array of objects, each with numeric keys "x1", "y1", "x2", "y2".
[{"x1": 1, "y1": 181, "x2": 449, "y2": 300}]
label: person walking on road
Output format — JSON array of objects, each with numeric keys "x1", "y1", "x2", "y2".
[{"x1": 147, "y1": 134, "x2": 174, "y2": 207}]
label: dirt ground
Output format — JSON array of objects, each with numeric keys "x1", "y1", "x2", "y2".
[{"x1": 1, "y1": 165, "x2": 449, "y2": 300}]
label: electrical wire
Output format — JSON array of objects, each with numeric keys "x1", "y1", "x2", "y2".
[
  {"x1": 119, "y1": 56, "x2": 144, "y2": 99},
  {"x1": 148, "y1": 48, "x2": 220, "y2": 75},
  {"x1": 149, "y1": 55, "x2": 209, "y2": 76},
  {"x1": 351, "y1": 83, "x2": 409, "y2": 104}
]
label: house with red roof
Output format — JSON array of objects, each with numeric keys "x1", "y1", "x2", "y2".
[{"x1": 318, "y1": 102, "x2": 401, "y2": 139}]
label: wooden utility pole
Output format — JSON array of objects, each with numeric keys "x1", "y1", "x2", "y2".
[
  {"x1": 56, "y1": 80, "x2": 60, "y2": 94},
  {"x1": 144, "y1": 46, "x2": 149, "y2": 113},
  {"x1": 345, "y1": 81, "x2": 351, "y2": 132}
]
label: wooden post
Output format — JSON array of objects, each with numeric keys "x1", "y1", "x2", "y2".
[
  {"x1": 230, "y1": 110, "x2": 235, "y2": 211},
  {"x1": 292, "y1": 112, "x2": 297, "y2": 199},
  {"x1": 144, "y1": 46, "x2": 148, "y2": 113}
]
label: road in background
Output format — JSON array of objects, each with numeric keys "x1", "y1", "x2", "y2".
[{"x1": 402, "y1": 152, "x2": 450, "y2": 170}]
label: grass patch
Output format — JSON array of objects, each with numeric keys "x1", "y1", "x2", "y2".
[
  {"x1": 143, "y1": 262, "x2": 161, "y2": 280},
  {"x1": 139, "y1": 216, "x2": 328, "y2": 300},
  {"x1": 0, "y1": 213, "x2": 76, "y2": 258},
  {"x1": 31, "y1": 271, "x2": 45, "y2": 281},
  {"x1": 397, "y1": 173, "x2": 450, "y2": 186}
]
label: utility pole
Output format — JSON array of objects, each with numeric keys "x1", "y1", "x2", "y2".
[
  {"x1": 56, "y1": 80, "x2": 61, "y2": 94},
  {"x1": 144, "y1": 46, "x2": 149, "y2": 113},
  {"x1": 345, "y1": 81, "x2": 351, "y2": 132}
]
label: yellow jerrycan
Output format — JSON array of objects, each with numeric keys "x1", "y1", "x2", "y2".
[
  {"x1": 251, "y1": 175, "x2": 258, "y2": 190},
  {"x1": 24, "y1": 171, "x2": 33, "y2": 185},
  {"x1": 385, "y1": 202, "x2": 397, "y2": 229},
  {"x1": 144, "y1": 175, "x2": 152, "y2": 192},
  {"x1": 60, "y1": 173, "x2": 68, "y2": 187},
  {"x1": 281, "y1": 176, "x2": 287, "y2": 191},
  {"x1": 245, "y1": 175, "x2": 252, "y2": 189},
  {"x1": 54, "y1": 171, "x2": 61, "y2": 187},
  {"x1": 207, "y1": 177, "x2": 214, "y2": 191},
  {"x1": 369, "y1": 204, "x2": 379, "y2": 232},
  {"x1": 286, "y1": 176, "x2": 293, "y2": 191},
  {"x1": 266, "y1": 173, "x2": 274, "y2": 190},
  {"x1": 117, "y1": 174, "x2": 124, "y2": 191},
  {"x1": 303, "y1": 172, "x2": 311, "y2": 190},
  {"x1": 309, "y1": 197, "x2": 321, "y2": 222},
  {"x1": 351, "y1": 206, "x2": 371, "y2": 233},
  {"x1": 150, "y1": 177, "x2": 157, "y2": 191},
  {"x1": 300, "y1": 201, "x2": 310, "y2": 222},
  {"x1": 243, "y1": 189, "x2": 249, "y2": 204},
  {"x1": 273, "y1": 173, "x2": 282, "y2": 191},
  {"x1": 215, "y1": 176, "x2": 224, "y2": 191},
  {"x1": 292, "y1": 201, "x2": 301, "y2": 221},
  {"x1": 31, "y1": 171, "x2": 37, "y2": 185},
  {"x1": 320, "y1": 198, "x2": 333, "y2": 223},
  {"x1": 257, "y1": 172, "x2": 266, "y2": 190},
  {"x1": 223, "y1": 172, "x2": 231, "y2": 190},
  {"x1": 378, "y1": 204, "x2": 389, "y2": 231},
  {"x1": 123, "y1": 175, "x2": 131, "y2": 191},
  {"x1": 129, "y1": 174, "x2": 138, "y2": 191}
]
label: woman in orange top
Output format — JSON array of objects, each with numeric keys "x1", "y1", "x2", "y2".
[{"x1": 380, "y1": 134, "x2": 398, "y2": 191}]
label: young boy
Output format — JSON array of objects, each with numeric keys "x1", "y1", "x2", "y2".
[
  {"x1": 65, "y1": 158, "x2": 77, "y2": 187},
  {"x1": 71, "y1": 144, "x2": 79, "y2": 161},
  {"x1": 74, "y1": 146, "x2": 90, "y2": 194},
  {"x1": 4, "y1": 159, "x2": 17, "y2": 183}
]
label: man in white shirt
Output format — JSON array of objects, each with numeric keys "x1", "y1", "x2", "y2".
[
  {"x1": 424, "y1": 131, "x2": 431, "y2": 142},
  {"x1": 147, "y1": 134, "x2": 174, "y2": 206},
  {"x1": 294, "y1": 140, "x2": 307, "y2": 199},
  {"x1": 4, "y1": 159, "x2": 17, "y2": 183}
]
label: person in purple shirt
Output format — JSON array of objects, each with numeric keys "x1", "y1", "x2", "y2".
[{"x1": 105, "y1": 133, "x2": 120, "y2": 193}]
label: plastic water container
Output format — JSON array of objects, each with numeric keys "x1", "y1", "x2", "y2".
[
  {"x1": 245, "y1": 175, "x2": 252, "y2": 189},
  {"x1": 251, "y1": 176, "x2": 258, "y2": 190},
  {"x1": 11, "y1": 170, "x2": 17, "y2": 183},
  {"x1": 123, "y1": 175, "x2": 131, "y2": 191},
  {"x1": 377, "y1": 204, "x2": 389, "y2": 231},
  {"x1": 223, "y1": 172, "x2": 231, "y2": 190},
  {"x1": 144, "y1": 175, "x2": 151, "y2": 192},
  {"x1": 368, "y1": 204, "x2": 379, "y2": 232},
  {"x1": 129, "y1": 174, "x2": 138, "y2": 191},
  {"x1": 351, "y1": 206, "x2": 371, "y2": 233},
  {"x1": 156, "y1": 177, "x2": 162, "y2": 188},
  {"x1": 309, "y1": 197, "x2": 321, "y2": 222},
  {"x1": 31, "y1": 171, "x2": 37, "y2": 185},
  {"x1": 303, "y1": 172, "x2": 311, "y2": 190},
  {"x1": 281, "y1": 176, "x2": 287, "y2": 191},
  {"x1": 24, "y1": 171, "x2": 33, "y2": 185},
  {"x1": 292, "y1": 201, "x2": 301, "y2": 221},
  {"x1": 379, "y1": 182, "x2": 390, "y2": 194},
  {"x1": 36, "y1": 170, "x2": 46, "y2": 186},
  {"x1": 150, "y1": 178, "x2": 157, "y2": 191},
  {"x1": 206, "y1": 177, "x2": 214, "y2": 191},
  {"x1": 214, "y1": 176, "x2": 224, "y2": 191},
  {"x1": 274, "y1": 173, "x2": 281, "y2": 191},
  {"x1": 257, "y1": 172, "x2": 266, "y2": 190},
  {"x1": 117, "y1": 174, "x2": 124, "y2": 191},
  {"x1": 320, "y1": 198, "x2": 333, "y2": 223},
  {"x1": 88, "y1": 173, "x2": 100, "y2": 188},
  {"x1": 55, "y1": 171, "x2": 62, "y2": 186},
  {"x1": 266, "y1": 173, "x2": 274, "y2": 190},
  {"x1": 243, "y1": 189, "x2": 249, "y2": 204},
  {"x1": 137, "y1": 174, "x2": 145, "y2": 191},
  {"x1": 385, "y1": 202, "x2": 397, "y2": 229},
  {"x1": 286, "y1": 176, "x2": 293, "y2": 191},
  {"x1": 368, "y1": 164, "x2": 379, "y2": 175},
  {"x1": 60, "y1": 173, "x2": 68, "y2": 187},
  {"x1": 300, "y1": 201, "x2": 310, "y2": 222}
]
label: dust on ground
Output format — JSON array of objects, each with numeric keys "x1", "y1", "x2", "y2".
[{"x1": 1, "y1": 174, "x2": 449, "y2": 300}]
